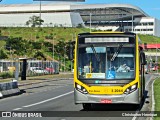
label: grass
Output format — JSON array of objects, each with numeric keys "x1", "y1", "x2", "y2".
[
  {"x1": 0, "y1": 79, "x2": 12, "y2": 83},
  {"x1": 0, "y1": 73, "x2": 73, "y2": 83},
  {"x1": 27, "y1": 73, "x2": 73, "y2": 80},
  {"x1": 154, "y1": 78, "x2": 160, "y2": 120},
  {"x1": 0, "y1": 27, "x2": 90, "y2": 43},
  {"x1": 138, "y1": 34, "x2": 160, "y2": 44},
  {"x1": 1, "y1": 27, "x2": 160, "y2": 44}
]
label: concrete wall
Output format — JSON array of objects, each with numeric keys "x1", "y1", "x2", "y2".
[
  {"x1": 0, "y1": 12, "x2": 84, "y2": 27},
  {"x1": 70, "y1": 12, "x2": 85, "y2": 27}
]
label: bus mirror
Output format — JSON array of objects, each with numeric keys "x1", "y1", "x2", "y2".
[{"x1": 141, "y1": 52, "x2": 146, "y2": 65}]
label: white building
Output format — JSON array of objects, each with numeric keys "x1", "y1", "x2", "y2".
[
  {"x1": 0, "y1": 3, "x2": 160, "y2": 37},
  {"x1": 124, "y1": 17, "x2": 160, "y2": 37}
]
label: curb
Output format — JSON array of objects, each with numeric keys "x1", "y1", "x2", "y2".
[
  {"x1": 150, "y1": 79, "x2": 155, "y2": 120},
  {"x1": 150, "y1": 76, "x2": 160, "y2": 120},
  {"x1": 18, "y1": 78, "x2": 73, "y2": 87}
]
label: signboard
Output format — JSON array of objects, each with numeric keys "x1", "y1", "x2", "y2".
[
  {"x1": 86, "y1": 73, "x2": 105, "y2": 78},
  {"x1": 85, "y1": 37, "x2": 129, "y2": 43}
]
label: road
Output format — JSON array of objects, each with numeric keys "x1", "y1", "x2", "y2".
[{"x1": 0, "y1": 74, "x2": 158, "y2": 120}]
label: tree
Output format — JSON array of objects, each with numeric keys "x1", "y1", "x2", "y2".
[
  {"x1": 33, "y1": 50, "x2": 46, "y2": 60},
  {"x1": 0, "y1": 49, "x2": 8, "y2": 59},
  {"x1": 26, "y1": 15, "x2": 44, "y2": 27}
]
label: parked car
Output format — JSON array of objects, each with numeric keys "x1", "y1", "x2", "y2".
[
  {"x1": 45, "y1": 67, "x2": 55, "y2": 73},
  {"x1": 149, "y1": 63, "x2": 158, "y2": 71},
  {"x1": 30, "y1": 67, "x2": 48, "y2": 74},
  {"x1": 152, "y1": 65, "x2": 158, "y2": 71}
]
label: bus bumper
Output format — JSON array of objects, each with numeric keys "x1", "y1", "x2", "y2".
[{"x1": 74, "y1": 88, "x2": 140, "y2": 104}]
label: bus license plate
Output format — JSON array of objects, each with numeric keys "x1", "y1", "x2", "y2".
[{"x1": 101, "y1": 99, "x2": 112, "y2": 103}]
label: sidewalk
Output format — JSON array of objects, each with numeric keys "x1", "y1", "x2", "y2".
[{"x1": 0, "y1": 73, "x2": 73, "y2": 86}]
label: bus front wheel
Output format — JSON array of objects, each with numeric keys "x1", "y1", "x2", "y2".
[{"x1": 82, "y1": 103, "x2": 92, "y2": 110}]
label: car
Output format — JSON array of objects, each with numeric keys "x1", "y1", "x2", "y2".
[
  {"x1": 152, "y1": 65, "x2": 158, "y2": 71},
  {"x1": 30, "y1": 67, "x2": 48, "y2": 74},
  {"x1": 45, "y1": 67, "x2": 55, "y2": 73},
  {"x1": 149, "y1": 63, "x2": 158, "y2": 71}
]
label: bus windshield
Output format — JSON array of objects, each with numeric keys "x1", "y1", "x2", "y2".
[{"x1": 78, "y1": 39, "x2": 135, "y2": 80}]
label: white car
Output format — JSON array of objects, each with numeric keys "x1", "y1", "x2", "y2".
[{"x1": 30, "y1": 67, "x2": 48, "y2": 74}]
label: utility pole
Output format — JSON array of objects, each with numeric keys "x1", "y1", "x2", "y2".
[
  {"x1": 90, "y1": 12, "x2": 92, "y2": 32},
  {"x1": 39, "y1": 0, "x2": 42, "y2": 27},
  {"x1": 64, "y1": 46, "x2": 66, "y2": 72},
  {"x1": 53, "y1": 35, "x2": 54, "y2": 62},
  {"x1": 156, "y1": 42, "x2": 158, "y2": 74}
]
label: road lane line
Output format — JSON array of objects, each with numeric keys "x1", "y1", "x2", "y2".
[
  {"x1": 13, "y1": 108, "x2": 23, "y2": 111},
  {"x1": 23, "y1": 91, "x2": 74, "y2": 108}
]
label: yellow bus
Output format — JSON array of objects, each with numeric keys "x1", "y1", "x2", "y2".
[{"x1": 70, "y1": 32, "x2": 146, "y2": 110}]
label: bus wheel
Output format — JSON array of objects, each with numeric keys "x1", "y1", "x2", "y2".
[{"x1": 82, "y1": 103, "x2": 92, "y2": 110}]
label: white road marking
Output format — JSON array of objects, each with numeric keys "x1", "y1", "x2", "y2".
[
  {"x1": 13, "y1": 108, "x2": 23, "y2": 111},
  {"x1": 23, "y1": 91, "x2": 74, "y2": 108}
]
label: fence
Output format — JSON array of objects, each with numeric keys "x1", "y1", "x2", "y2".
[{"x1": 0, "y1": 60, "x2": 59, "y2": 79}]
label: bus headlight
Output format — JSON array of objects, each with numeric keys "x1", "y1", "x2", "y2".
[
  {"x1": 124, "y1": 83, "x2": 138, "y2": 94},
  {"x1": 75, "y1": 83, "x2": 88, "y2": 94}
]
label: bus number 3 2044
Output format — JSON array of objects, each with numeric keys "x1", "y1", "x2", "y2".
[{"x1": 112, "y1": 89, "x2": 123, "y2": 92}]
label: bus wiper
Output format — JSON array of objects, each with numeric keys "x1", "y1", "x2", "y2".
[
  {"x1": 91, "y1": 45, "x2": 100, "y2": 62},
  {"x1": 111, "y1": 44, "x2": 123, "y2": 61}
]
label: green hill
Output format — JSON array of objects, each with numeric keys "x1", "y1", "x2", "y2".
[
  {"x1": 0, "y1": 27, "x2": 90, "y2": 43},
  {"x1": 138, "y1": 34, "x2": 160, "y2": 44},
  {"x1": 1, "y1": 27, "x2": 160, "y2": 45}
]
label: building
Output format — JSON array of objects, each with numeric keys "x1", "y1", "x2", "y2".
[{"x1": 0, "y1": 3, "x2": 160, "y2": 37}]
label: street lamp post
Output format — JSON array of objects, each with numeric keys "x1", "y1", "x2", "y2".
[
  {"x1": 53, "y1": 36, "x2": 54, "y2": 62},
  {"x1": 156, "y1": 43, "x2": 158, "y2": 74},
  {"x1": 38, "y1": 0, "x2": 42, "y2": 27},
  {"x1": 90, "y1": 13, "x2": 92, "y2": 32},
  {"x1": 64, "y1": 46, "x2": 66, "y2": 72},
  {"x1": 132, "y1": 15, "x2": 134, "y2": 32},
  {"x1": 38, "y1": 0, "x2": 84, "y2": 27},
  {"x1": 40, "y1": 0, "x2": 41, "y2": 21}
]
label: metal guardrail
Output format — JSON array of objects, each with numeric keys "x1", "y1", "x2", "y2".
[{"x1": 0, "y1": 60, "x2": 59, "y2": 79}]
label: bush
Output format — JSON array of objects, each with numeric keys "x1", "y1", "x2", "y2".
[
  {"x1": 45, "y1": 35, "x2": 53, "y2": 39},
  {"x1": 0, "y1": 72, "x2": 14, "y2": 79},
  {"x1": 36, "y1": 35, "x2": 40, "y2": 39}
]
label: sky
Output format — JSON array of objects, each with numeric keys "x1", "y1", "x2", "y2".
[{"x1": 0, "y1": 0, "x2": 160, "y2": 19}]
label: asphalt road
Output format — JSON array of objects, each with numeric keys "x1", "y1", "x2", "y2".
[{"x1": 0, "y1": 74, "x2": 158, "y2": 120}]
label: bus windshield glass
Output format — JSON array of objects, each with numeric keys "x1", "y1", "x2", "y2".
[{"x1": 78, "y1": 36, "x2": 135, "y2": 80}]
